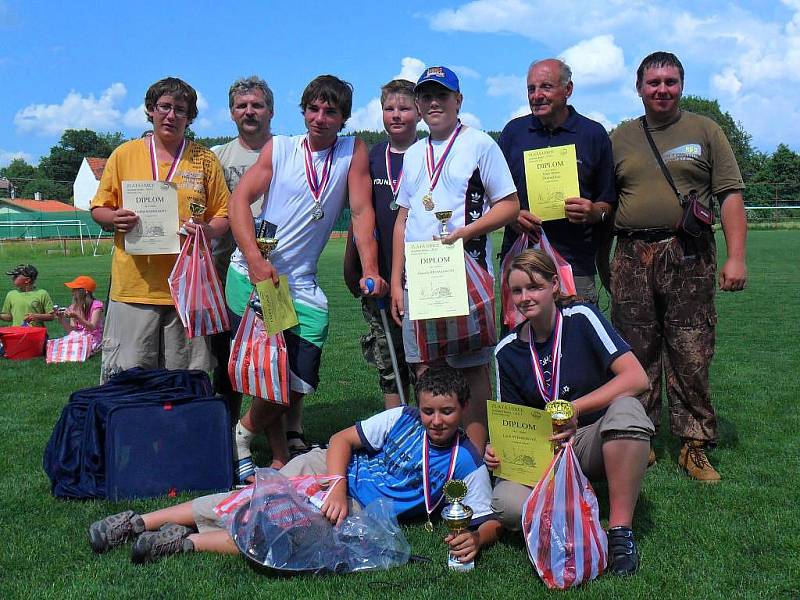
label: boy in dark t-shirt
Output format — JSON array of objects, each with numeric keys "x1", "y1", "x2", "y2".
[{"x1": 344, "y1": 80, "x2": 420, "y2": 408}]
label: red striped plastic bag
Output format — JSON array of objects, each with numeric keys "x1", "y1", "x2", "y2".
[
  {"x1": 500, "y1": 232, "x2": 531, "y2": 330},
  {"x1": 413, "y1": 252, "x2": 496, "y2": 361},
  {"x1": 500, "y1": 231, "x2": 578, "y2": 330},
  {"x1": 537, "y1": 231, "x2": 577, "y2": 297},
  {"x1": 522, "y1": 443, "x2": 607, "y2": 589},
  {"x1": 228, "y1": 298, "x2": 289, "y2": 405},
  {"x1": 46, "y1": 331, "x2": 93, "y2": 364},
  {"x1": 168, "y1": 226, "x2": 230, "y2": 338}
]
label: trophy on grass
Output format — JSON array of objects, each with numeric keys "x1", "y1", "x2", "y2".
[
  {"x1": 434, "y1": 210, "x2": 453, "y2": 240},
  {"x1": 250, "y1": 219, "x2": 279, "y2": 318},
  {"x1": 179, "y1": 200, "x2": 206, "y2": 236},
  {"x1": 441, "y1": 479, "x2": 474, "y2": 572},
  {"x1": 545, "y1": 399, "x2": 575, "y2": 453}
]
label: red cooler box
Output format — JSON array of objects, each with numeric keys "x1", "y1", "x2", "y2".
[{"x1": 0, "y1": 326, "x2": 47, "y2": 360}]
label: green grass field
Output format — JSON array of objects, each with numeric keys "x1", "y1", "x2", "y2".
[{"x1": 1, "y1": 231, "x2": 798, "y2": 599}]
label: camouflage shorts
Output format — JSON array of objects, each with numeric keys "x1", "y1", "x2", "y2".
[{"x1": 360, "y1": 297, "x2": 410, "y2": 395}]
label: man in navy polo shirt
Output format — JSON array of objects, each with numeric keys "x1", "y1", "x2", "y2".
[{"x1": 498, "y1": 58, "x2": 615, "y2": 302}]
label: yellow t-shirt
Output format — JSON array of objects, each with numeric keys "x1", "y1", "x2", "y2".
[{"x1": 91, "y1": 138, "x2": 229, "y2": 304}]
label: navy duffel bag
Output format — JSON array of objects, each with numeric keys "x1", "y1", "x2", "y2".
[{"x1": 43, "y1": 368, "x2": 232, "y2": 500}]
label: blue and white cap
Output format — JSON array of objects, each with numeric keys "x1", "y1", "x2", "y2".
[{"x1": 415, "y1": 66, "x2": 460, "y2": 92}]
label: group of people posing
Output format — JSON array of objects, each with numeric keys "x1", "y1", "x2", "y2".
[{"x1": 85, "y1": 50, "x2": 747, "y2": 577}]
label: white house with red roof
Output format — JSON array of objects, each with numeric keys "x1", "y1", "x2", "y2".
[{"x1": 73, "y1": 157, "x2": 107, "y2": 210}]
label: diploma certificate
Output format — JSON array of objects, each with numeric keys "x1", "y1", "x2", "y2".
[
  {"x1": 405, "y1": 239, "x2": 468, "y2": 320},
  {"x1": 523, "y1": 144, "x2": 580, "y2": 222},
  {"x1": 255, "y1": 275, "x2": 298, "y2": 335},
  {"x1": 122, "y1": 181, "x2": 180, "y2": 255},
  {"x1": 487, "y1": 401, "x2": 553, "y2": 486}
]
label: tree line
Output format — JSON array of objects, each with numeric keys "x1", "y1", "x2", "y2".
[{"x1": 1, "y1": 97, "x2": 797, "y2": 207}]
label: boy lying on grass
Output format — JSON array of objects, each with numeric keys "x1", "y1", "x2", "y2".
[{"x1": 88, "y1": 366, "x2": 500, "y2": 564}]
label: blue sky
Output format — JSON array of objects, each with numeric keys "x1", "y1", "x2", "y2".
[{"x1": 1, "y1": 0, "x2": 798, "y2": 167}]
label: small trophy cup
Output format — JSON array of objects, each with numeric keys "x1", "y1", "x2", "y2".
[
  {"x1": 441, "y1": 479, "x2": 474, "y2": 572},
  {"x1": 179, "y1": 201, "x2": 206, "y2": 236},
  {"x1": 255, "y1": 220, "x2": 278, "y2": 260},
  {"x1": 434, "y1": 210, "x2": 453, "y2": 240},
  {"x1": 545, "y1": 399, "x2": 575, "y2": 453}
]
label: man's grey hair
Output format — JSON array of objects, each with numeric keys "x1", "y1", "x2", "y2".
[
  {"x1": 529, "y1": 59, "x2": 572, "y2": 86},
  {"x1": 228, "y1": 76, "x2": 274, "y2": 111}
]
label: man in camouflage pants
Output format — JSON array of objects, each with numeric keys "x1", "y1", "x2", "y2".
[{"x1": 609, "y1": 52, "x2": 748, "y2": 482}]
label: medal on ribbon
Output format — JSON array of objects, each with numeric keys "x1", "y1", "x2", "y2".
[
  {"x1": 423, "y1": 121, "x2": 462, "y2": 211},
  {"x1": 528, "y1": 309, "x2": 564, "y2": 404},
  {"x1": 386, "y1": 143, "x2": 403, "y2": 211},
  {"x1": 149, "y1": 134, "x2": 186, "y2": 183},
  {"x1": 303, "y1": 137, "x2": 337, "y2": 222},
  {"x1": 422, "y1": 431, "x2": 459, "y2": 532}
]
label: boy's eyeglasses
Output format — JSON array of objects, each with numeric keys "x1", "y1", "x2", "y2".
[{"x1": 154, "y1": 103, "x2": 189, "y2": 119}]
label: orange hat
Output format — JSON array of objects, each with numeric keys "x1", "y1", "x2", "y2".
[{"x1": 64, "y1": 275, "x2": 97, "y2": 293}]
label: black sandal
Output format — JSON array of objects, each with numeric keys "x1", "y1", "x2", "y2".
[{"x1": 286, "y1": 431, "x2": 311, "y2": 459}]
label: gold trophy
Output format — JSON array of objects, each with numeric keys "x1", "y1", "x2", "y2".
[
  {"x1": 545, "y1": 399, "x2": 575, "y2": 453},
  {"x1": 255, "y1": 220, "x2": 278, "y2": 260},
  {"x1": 440, "y1": 479, "x2": 474, "y2": 572},
  {"x1": 434, "y1": 210, "x2": 453, "y2": 240},
  {"x1": 179, "y1": 201, "x2": 206, "y2": 236}
]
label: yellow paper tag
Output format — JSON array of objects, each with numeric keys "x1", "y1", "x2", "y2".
[{"x1": 254, "y1": 275, "x2": 298, "y2": 335}]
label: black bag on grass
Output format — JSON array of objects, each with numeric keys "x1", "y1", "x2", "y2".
[{"x1": 43, "y1": 368, "x2": 231, "y2": 499}]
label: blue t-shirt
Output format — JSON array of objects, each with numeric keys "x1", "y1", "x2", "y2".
[
  {"x1": 494, "y1": 302, "x2": 630, "y2": 426},
  {"x1": 497, "y1": 107, "x2": 616, "y2": 276},
  {"x1": 348, "y1": 406, "x2": 495, "y2": 525}
]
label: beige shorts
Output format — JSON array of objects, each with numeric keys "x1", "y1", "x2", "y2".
[
  {"x1": 491, "y1": 396, "x2": 654, "y2": 531},
  {"x1": 100, "y1": 299, "x2": 214, "y2": 383},
  {"x1": 192, "y1": 449, "x2": 361, "y2": 533}
]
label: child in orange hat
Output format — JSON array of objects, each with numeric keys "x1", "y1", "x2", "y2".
[{"x1": 56, "y1": 275, "x2": 104, "y2": 352}]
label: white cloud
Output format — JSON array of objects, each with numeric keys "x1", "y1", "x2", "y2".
[
  {"x1": 508, "y1": 104, "x2": 530, "y2": 121},
  {"x1": 123, "y1": 104, "x2": 148, "y2": 130},
  {"x1": 428, "y1": 0, "x2": 653, "y2": 41},
  {"x1": 396, "y1": 57, "x2": 426, "y2": 82},
  {"x1": 346, "y1": 97, "x2": 384, "y2": 131},
  {"x1": 486, "y1": 74, "x2": 525, "y2": 97},
  {"x1": 460, "y1": 111, "x2": 483, "y2": 130},
  {"x1": 0, "y1": 149, "x2": 33, "y2": 167},
  {"x1": 13, "y1": 83, "x2": 218, "y2": 137},
  {"x1": 711, "y1": 68, "x2": 742, "y2": 97},
  {"x1": 559, "y1": 35, "x2": 626, "y2": 86},
  {"x1": 451, "y1": 65, "x2": 481, "y2": 79},
  {"x1": 14, "y1": 83, "x2": 127, "y2": 136}
]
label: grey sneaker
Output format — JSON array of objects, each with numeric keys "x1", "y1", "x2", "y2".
[
  {"x1": 88, "y1": 510, "x2": 145, "y2": 553},
  {"x1": 130, "y1": 523, "x2": 194, "y2": 564}
]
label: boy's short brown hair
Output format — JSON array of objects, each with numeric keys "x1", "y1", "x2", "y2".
[
  {"x1": 380, "y1": 79, "x2": 416, "y2": 106},
  {"x1": 144, "y1": 77, "x2": 198, "y2": 124},
  {"x1": 415, "y1": 366, "x2": 470, "y2": 407},
  {"x1": 299, "y1": 75, "x2": 353, "y2": 129}
]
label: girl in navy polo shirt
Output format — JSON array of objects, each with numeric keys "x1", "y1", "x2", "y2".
[{"x1": 487, "y1": 249, "x2": 653, "y2": 577}]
